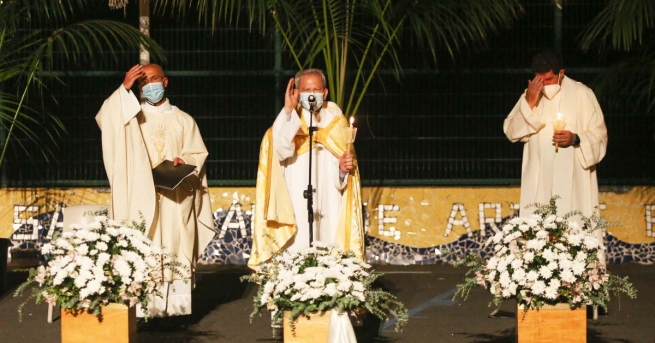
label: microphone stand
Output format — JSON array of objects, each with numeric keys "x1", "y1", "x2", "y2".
[{"x1": 303, "y1": 96, "x2": 318, "y2": 246}]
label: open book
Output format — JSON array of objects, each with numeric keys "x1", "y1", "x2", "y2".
[{"x1": 152, "y1": 160, "x2": 197, "y2": 190}]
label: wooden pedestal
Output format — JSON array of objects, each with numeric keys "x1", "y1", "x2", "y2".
[
  {"x1": 61, "y1": 303, "x2": 137, "y2": 343},
  {"x1": 283, "y1": 311, "x2": 330, "y2": 343},
  {"x1": 517, "y1": 303, "x2": 586, "y2": 343}
]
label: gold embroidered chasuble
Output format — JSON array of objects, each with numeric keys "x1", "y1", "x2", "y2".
[{"x1": 248, "y1": 105, "x2": 364, "y2": 268}]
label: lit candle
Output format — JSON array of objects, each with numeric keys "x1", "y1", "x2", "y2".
[
  {"x1": 552, "y1": 113, "x2": 566, "y2": 152},
  {"x1": 343, "y1": 116, "x2": 357, "y2": 153}
]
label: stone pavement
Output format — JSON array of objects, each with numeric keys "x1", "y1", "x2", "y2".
[{"x1": 1, "y1": 260, "x2": 653, "y2": 343}]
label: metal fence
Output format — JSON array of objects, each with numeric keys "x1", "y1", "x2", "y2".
[{"x1": 5, "y1": 1, "x2": 654, "y2": 187}]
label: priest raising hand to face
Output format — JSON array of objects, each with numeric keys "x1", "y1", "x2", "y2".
[
  {"x1": 123, "y1": 64, "x2": 144, "y2": 90},
  {"x1": 249, "y1": 68, "x2": 364, "y2": 270},
  {"x1": 96, "y1": 63, "x2": 215, "y2": 318},
  {"x1": 503, "y1": 50, "x2": 608, "y2": 262},
  {"x1": 283, "y1": 78, "x2": 299, "y2": 115}
]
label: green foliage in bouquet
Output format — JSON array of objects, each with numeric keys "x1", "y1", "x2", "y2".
[
  {"x1": 453, "y1": 196, "x2": 637, "y2": 314},
  {"x1": 14, "y1": 211, "x2": 187, "y2": 321},
  {"x1": 242, "y1": 242, "x2": 409, "y2": 333}
]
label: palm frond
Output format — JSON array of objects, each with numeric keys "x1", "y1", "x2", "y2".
[
  {"x1": 580, "y1": 0, "x2": 655, "y2": 52},
  {"x1": 0, "y1": 92, "x2": 66, "y2": 163},
  {"x1": 591, "y1": 54, "x2": 655, "y2": 112},
  {"x1": 0, "y1": 0, "x2": 167, "y2": 167},
  {"x1": 149, "y1": 0, "x2": 521, "y2": 115}
]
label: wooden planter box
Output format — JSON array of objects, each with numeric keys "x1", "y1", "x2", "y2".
[
  {"x1": 517, "y1": 303, "x2": 586, "y2": 343},
  {"x1": 283, "y1": 311, "x2": 330, "y2": 343},
  {"x1": 61, "y1": 303, "x2": 137, "y2": 343}
]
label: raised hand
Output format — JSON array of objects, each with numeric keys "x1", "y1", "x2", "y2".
[
  {"x1": 123, "y1": 64, "x2": 144, "y2": 90},
  {"x1": 525, "y1": 76, "x2": 543, "y2": 109},
  {"x1": 283, "y1": 78, "x2": 299, "y2": 114}
]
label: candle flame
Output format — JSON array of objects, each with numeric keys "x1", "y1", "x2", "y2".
[
  {"x1": 349, "y1": 116, "x2": 354, "y2": 126},
  {"x1": 556, "y1": 113, "x2": 563, "y2": 119}
]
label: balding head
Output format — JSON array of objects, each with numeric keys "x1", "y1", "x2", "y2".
[{"x1": 139, "y1": 63, "x2": 168, "y2": 90}]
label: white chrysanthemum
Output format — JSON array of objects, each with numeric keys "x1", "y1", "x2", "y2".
[
  {"x1": 486, "y1": 257, "x2": 499, "y2": 270},
  {"x1": 538, "y1": 265, "x2": 553, "y2": 279},
  {"x1": 542, "y1": 248, "x2": 557, "y2": 262},
  {"x1": 526, "y1": 270, "x2": 540, "y2": 282},
  {"x1": 510, "y1": 258, "x2": 523, "y2": 270},
  {"x1": 583, "y1": 236, "x2": 599, "y2": 250},
  {"x1": 575, "y1": 251, "x2": 588, "y2": 262},
  {"x1": 499, "y1": 271, "x2": 511, "y2": 287},
  {"x1": 544, "y1": 285, "x2": 558, "y2": 300},
  {"x1": 560, "y1": 269, "x2": 576, "y2": 283},
  {"x1": 571, "y1": 260, "x2": 586, "y2": 276},
  {"x1": 512, "y1": 268, "x2": 526, "y2": 283},
  {"x1": 531, "y1": 280, "x2": 546, "y2": 295},
  {"x1": 523, "y1": 251, "x2": 535, "y2": 263},
  {"x1": 526, "y1": 239, "x2": 546, "y2": 251},
  {"x1": 547, "y1": 261, "x2": 558, "y2": 271},
  {"x1": 496, "y1": 259, "x2": 508, "y2": 273}
]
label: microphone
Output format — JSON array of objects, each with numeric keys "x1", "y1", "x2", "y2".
[{"x1": 308, "y1": 95, "x2": 316, "y2": 112}]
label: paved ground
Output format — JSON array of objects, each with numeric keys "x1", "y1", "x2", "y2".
[{"x1": 1, "y1": 260, "x2": 653, "y2": 343}]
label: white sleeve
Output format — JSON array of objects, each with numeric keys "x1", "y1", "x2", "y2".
[
  {"x1": 503, "y1": 95, "x2": 545, "y2": 143},
  {"x1": 119, "y1": 85, "x2": 141, "y2": 125},
  {"x1": 272, "y1": 108, "x2": 302, "y2": 161},
  {"x1": 336, "y1": 167, "x2": 349, "y2": 191}
]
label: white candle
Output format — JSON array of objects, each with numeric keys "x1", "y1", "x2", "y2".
[{"x1": 553, "y1": 113, "x2": 566, "y2": 152}]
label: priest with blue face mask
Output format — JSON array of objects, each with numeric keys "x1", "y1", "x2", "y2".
[
  {"x1": 95, "y1": 64, "x2": 215, "y2": 317},
  {"x1": 249, "y1": 68, "x2": 365, "y2": 268}
]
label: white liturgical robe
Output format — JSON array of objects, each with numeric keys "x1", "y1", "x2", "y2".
[
  {"x1": 504, "y1": 76, "x2": 608, "y2": 259},
  {"x1": 272, "y1": 104, "x2": 349, "y2": 251},
  {"x1": 247, "y1": 101, "x2": 365, "y2": 268},
  {"x1": 95, "y1": 85, "x2": 215, "y2": 317}
]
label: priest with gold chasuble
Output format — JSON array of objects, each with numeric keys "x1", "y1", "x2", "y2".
[
  {"x1": 248, "y1": 69, "x2": 364, "y2": 268},
  {"x1": 95, "y1": 64, "x2": 215, "y2": 317}
]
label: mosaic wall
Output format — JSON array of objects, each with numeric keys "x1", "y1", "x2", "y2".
[{"x1": 3, "y1": 187, "x2": 655, "y2": 265}]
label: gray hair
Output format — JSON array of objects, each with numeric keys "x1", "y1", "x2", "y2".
[{"x1": 294, "y1": 68, "x2": 327, "y2": 89}]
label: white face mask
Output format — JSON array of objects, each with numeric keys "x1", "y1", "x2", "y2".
[
  {"x1": 299, "y1": 92, "x2": 324, "y2": 111},
  {"x1": 541, "y1": 74, "x2": 563, "y2": 99},
  {"x1": 542, "y1": 84, "x2": 561, "y2": 99}
]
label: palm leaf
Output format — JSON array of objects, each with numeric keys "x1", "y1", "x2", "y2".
[
  {"x1": 0, "y1": 0, "x2": 167, "y2": 167},
  {"x1": 579, "y1": 0, "x2": 655, "y2": 52},
  {"x1": 153, "y1": 0, "x2": 522, "y2": 116}
]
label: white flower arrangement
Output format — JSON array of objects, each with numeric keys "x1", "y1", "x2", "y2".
[
  {"x1": 454, "y1": 197, "x2": 636, "y2": 314},
  {"x1": 15, "y1": 211, "x2": 187, "y2": 320},
  {"x1": 242, "y1": 242, "x2": 408, "y2": 333}
]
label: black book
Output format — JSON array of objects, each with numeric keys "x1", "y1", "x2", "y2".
[{"x1": 152, "y1": 160, "x2": 197, "y2": 190}]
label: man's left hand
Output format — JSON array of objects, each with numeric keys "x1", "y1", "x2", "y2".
[
  {"x1": 173, "y1": 157, "x2": 185, "y2": 166},
  {"x1": 339, "y1": 151, "x2": 354, "y2": 173},
  {"x1": 553, "y1": 130, "x2": 574, "y2": 148}
]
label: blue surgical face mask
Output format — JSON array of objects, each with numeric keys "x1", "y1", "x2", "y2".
[
  {"x1": 299, "y1": 92, "x2": 324, "y2": 111},
  {"x1": 142, "y1": 82, "x2": 165, "y2": 104}
]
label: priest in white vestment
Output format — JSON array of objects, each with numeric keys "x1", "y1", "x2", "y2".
[
  {"x1": 504, "y1": 51, "x2": 608, "y2": 261},
  {"x1": 248, "y1": 68, "x2": 364, "y2": 265},
  {"x1": 95, "y1": 64, "x2": 215, "y2": 317},
  {"x1": 249, "y1": 68, "x2": 363, "y2": 341}
]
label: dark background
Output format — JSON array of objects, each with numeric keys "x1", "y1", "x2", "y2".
[{"x1": 5, "y1": 1, "x2": 654, "y2": 187}]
